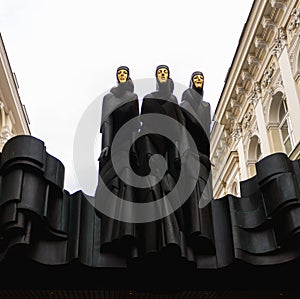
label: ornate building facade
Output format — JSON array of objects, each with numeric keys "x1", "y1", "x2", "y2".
[
  {"x1": 0, "y1": 33, "x2": 30, "y2": 150},
  {"x1": 211, "y1": 0, "x2": 300, "y2": 198}
]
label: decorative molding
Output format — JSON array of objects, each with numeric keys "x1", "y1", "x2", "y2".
[
  {"x1": 279, "y1": 26, "x2": 287, "y2": 41},
  {"x1": 272, "y1": 27, "x2": 287, "y2": 57},
  {"x1": 267, "y1": 122, "x2": 280, "y2": 130},
  {"x1": 270, "y1": 0, "x2": 287, "y2": 10},
  {"x1": 248, "y1": 82, "x2": 262, "y2": 106},
  {"x1": 262, "y1": 17, "x2": 277, "y2": 32},
  {"x1": 255, "y1": 36, "x2": 268, "y2": 50},
  {"x1": 247, "y1": 55, "x2": 261, "y2": 67},
  {"x1": 261, "y1": 63, "x2": 276, "y2": 88},
  {"x1": 220, "y1": 136, "x2": 227, "y2": 147},
  {"x1": 288, "y1": 8, "x2": 300, "y2": 33},
  {"x1": 235, "y1": 85, "x2": 246, "y2": 96},
  {"x1": 223, "y1": 128, "x2": 230, "y2": 139},
  {"x1": 230, "y1": 98, "x2": 241, "y2": 109},
  {"x1": 275, "y1": 75, "x2": 284, "y2": 89},
  {"x1": 226, "y1": 134, "x2": 233, "y2": 147},
  {"x1": 242, "y1": 71, "x2": 253, "y2": 83},
  {"x1": 232, "y1": 123, "x2": 243, "y2": 142},
  {"x1": 246, "y1": 129, "x2": 253, "y2": 140},
  {"x1": 243, "y1": 109, "x2": 253, "y2": 129},
  {"x1": 225, "y1": 111, "x2": 235, "y2": 121},
  {"x1": 266, "y1": 85, "x2": 275, "y2": 98},
  {"x1": 246, "y1": 159, "x2": 257, "y2": 167}
]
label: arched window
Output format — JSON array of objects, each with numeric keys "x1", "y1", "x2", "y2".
[
  {"x1": 247, "y1": 135, "x2": 261, "y2": 177},
  {"x1": 279, "y1": 99, "x2": 294, "y2": 155},
  {"x1": 248, "y1": 135, "x2": 262, "y2": 161},
  {"x1": 268, "y1": 91, "x2": 295, "y2": 156}
]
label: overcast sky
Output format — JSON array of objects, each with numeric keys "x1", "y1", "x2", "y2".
[{"x1": 0, "y1": 0, "x2": 254, "y2": 194}]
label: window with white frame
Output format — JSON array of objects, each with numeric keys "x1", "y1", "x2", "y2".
[{"x1": 279, "y1": 100, "x2": 294, "y2": 155}]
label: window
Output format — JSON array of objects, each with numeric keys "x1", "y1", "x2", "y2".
[
  {"x1": 268, "y1": 91, "x2": 296, "y2": 155},
  {"x1": 279, "y1": 100, "x2": 294, "y2": 155},
  {"x1": 248, "y1": 135, "x2": 262, "y2": 162},
  {"x1": 247, "y1": 135, "x2": 261, "y2": 177}
]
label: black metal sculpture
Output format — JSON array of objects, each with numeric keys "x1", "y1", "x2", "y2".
[
  {"x1": 135, "y1": 65, "x2": 186, "y2": 257},
  {"x1": 0, "y1": 135, "x2": 68, "y2": 264},
  {"x1": 1, "y1": 67, "x2": 300, "y2": 293},
  {"x1": 180, "y1": 72, "x2": 215, "y2": 257},
  {"x1": 97, "y1": 66, "x2": 139, "y2": 254}
]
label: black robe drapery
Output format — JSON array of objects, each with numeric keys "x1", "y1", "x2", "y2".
[
  {"x1": 97, "y1": 78, "x2": 140, "y2": 255},
  {"x1": 136, "y1": 78, "x2": 187, "y2": 257},
  {"x1": 180, "y1": 76, "x2": 215, "y2": 256}
]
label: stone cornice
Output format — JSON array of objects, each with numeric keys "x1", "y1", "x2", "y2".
[
  {"x1": 262, "y1": 16, "x2": 277, "y2": 31},
  {"x1": 248, "y1": 54, "x2": 262, "y2": 67},
  {"x1": 213, "y1": 1, "x2": 269, "y2": 123},
  {"x1": 270, "y1": 0, "x2": 287, "y2": 11}
]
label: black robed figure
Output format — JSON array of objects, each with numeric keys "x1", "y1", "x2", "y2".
[
  {"x1": 97, "y1": 66, "x2": 139, "y2": 254},
  {"x1": 180, "y1": 71, "x2": 215, "y2": 254},
  {"x1": 136, "y1": 65, "x2": 186, "y2": 257}
]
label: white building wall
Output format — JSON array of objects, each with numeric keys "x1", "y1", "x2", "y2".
[{"x1": 211, "y1": 0, "x2": 300, "y2": 198}]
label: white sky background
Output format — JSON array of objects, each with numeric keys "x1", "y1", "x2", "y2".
[{"x1": 0, "y1": 0, "x2": 254, "y2": 194}]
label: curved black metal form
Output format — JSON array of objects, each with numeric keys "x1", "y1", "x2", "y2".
[{"x1": 0, "y1": 135, "x2": 300, "y2": 272}]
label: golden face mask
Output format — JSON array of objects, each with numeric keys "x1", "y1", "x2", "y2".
[
  {"x1": 117, "y1": 69, "x2": 128, "y2": 83},
  {"x1": 193, "y1": 74, "x2": 204, "y2": 89},
  {"x1": 157, "y1": 68, "x2": 169, "y2": 83}
]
